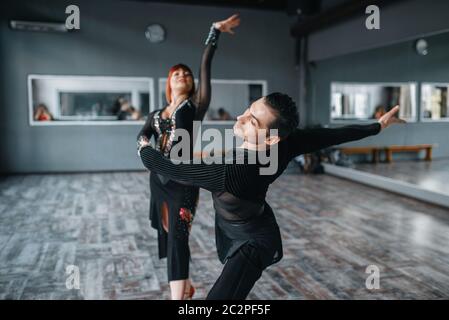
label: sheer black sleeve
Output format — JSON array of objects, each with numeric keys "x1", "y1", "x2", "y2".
[
  {"x1": 285, "y1": 123, "x2": 382, "y2": 158},
  {"x1": 192, "y1": 25, "x2": 221, "y2": 121},
  {"x1": 140, "y1": 145, "x2": 225, "y2": 192},
  {"x1": 139, "y1": 146, "x2": 258, "y2": 196},
  {"x1": 137, "y1": 110, "x2": 157, "y2": 141}
]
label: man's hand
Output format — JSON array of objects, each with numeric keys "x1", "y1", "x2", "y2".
[
  {"x1": 213, "y1": 14, "x2": 240, "y2": 34},
  {"x1": 378, "y1": 105, "x2": 407, "y2": 130}
]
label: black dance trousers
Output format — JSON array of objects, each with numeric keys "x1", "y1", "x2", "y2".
[{"x1": 206, "y1": 243, "x2": 264, "y2": 300}]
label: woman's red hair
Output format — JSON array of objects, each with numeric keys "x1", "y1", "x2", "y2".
[{"x1": 165, "y1": 64, "x2": 195, "y2": 104}]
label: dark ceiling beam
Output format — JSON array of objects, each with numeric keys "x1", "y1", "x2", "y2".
[
  {"x1": 123, "y1": 0, "x2": 287, "y2": 11},
  {"x1": 290, "y1": 0, "x2": 406, "y2": 38}
]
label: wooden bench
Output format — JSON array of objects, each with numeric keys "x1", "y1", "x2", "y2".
[
  {"x1": 384, "y1": 144, "x2": 433, "y2": 163},
  {"x1": 338, "y1": 146, "x2": 381, "y2": 163},
  {"x1": 338, "y1": 144, "x2": 434, "y2": 163}
]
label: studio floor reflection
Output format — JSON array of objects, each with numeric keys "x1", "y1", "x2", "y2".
[{"x1": 354, "y1": 158, "x2": 449, "y2": 196}]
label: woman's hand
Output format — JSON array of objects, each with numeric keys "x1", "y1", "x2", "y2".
[
  {"x1": 378, "y1": 105, "x2": 407, "y2": 130},
  {"x1": 137, "y1": 136, "x2": 150, "y2": 156},
  {"x1": 213, "y1": 14, "x2": 240, "y2": 34}
]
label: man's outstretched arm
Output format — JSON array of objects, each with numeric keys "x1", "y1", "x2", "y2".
[
  {"x1": 139, "y1": 145, "x2": 226, "y2": 192},
  {"x1": 139, "y1": 144, "x2": 259, "y2": 198},
  {"x1": 287, "y1": 105, "x2": 406, "y2": 157}
]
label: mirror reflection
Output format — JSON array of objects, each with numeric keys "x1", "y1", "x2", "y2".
[
  {"x1": 159, "y1": 78, "x2": 266, "y2": 122},
  {"x1": 331, "y1": 82, "x2": 417, "y2": 121},
  {"x1": 29, "y1": 75, "x2": 153, "y2": 124},
  {"x1": 421, "y1": 83, "x2": 449, "y2": 121}
]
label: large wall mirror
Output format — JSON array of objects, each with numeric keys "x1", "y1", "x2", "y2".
[
  {"x1": 28, "y1": 75, "x2": 154, "y2": 125},
  {"x1": 330, "y1": 82, "x2": 417, "y2": 122},
  {"x1": 158, "y1": 78, "x2": 267, "y2": 123},
  {"x1": 421, "y1": 83, "x2": 449, "y2": 121}
]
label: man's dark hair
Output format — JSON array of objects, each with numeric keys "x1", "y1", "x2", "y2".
[{"x1": 264, "y1": 92, "x2": 299, "y2": 139}]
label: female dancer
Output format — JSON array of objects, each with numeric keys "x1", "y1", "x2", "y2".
[{"x1": 137, "y1": 14, "x2": 240, "y2": 300}]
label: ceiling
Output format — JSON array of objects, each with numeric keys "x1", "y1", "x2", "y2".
[
  {"x1": 121, "y1": 0, "x2": 407, "y2": 37},
  {"x1": 121, "y1": 0, "x2": 353, "y2": 14}
]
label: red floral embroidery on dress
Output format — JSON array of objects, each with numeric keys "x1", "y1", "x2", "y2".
[{"x1": 179, "y1": 208, "x2": 193, "y2": 223}]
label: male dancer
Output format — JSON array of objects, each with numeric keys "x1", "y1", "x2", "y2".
[{"x1": 138, "y1": 92, "x2": 405, "y2": 299}]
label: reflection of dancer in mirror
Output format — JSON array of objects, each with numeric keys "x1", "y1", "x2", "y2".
[
  {"x1": 34, "y1": 103, "x2": 54, "y2": 121},
  {"x1": 138, "y1": 94, "x2": 405, "y2": 300},
  {"x1": 137, "y1": 14, "x2": 240, "y2": 300},
  {"x1": 217, "y1": 107, "x2": 233, "y2": 120}
]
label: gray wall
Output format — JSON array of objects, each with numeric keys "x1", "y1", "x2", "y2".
[
  {"x1": 308, "y1": 0, "x2": 449, "y2": 61},
  {"x1": 307, "y1": 30, "x2": 449, "y2": 159},
  {"x1": 0, "y1": 0, "x2": 298, "y2": 173}
]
